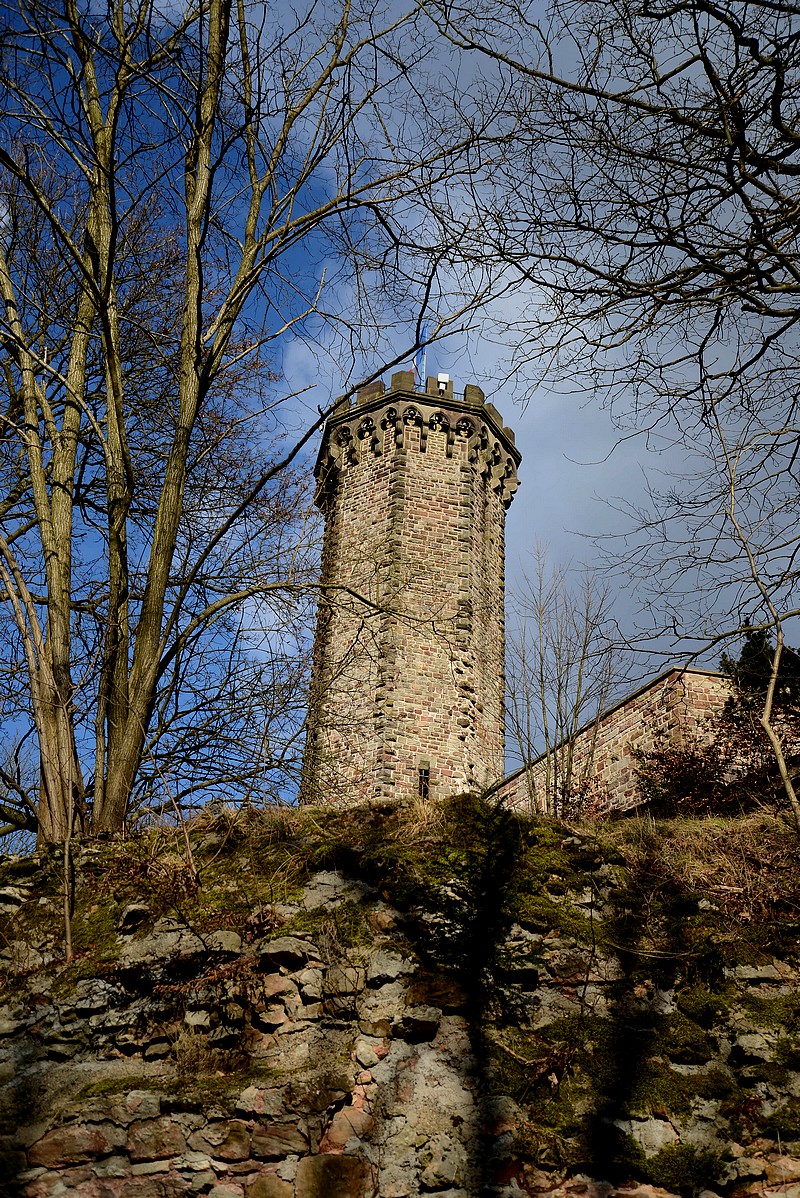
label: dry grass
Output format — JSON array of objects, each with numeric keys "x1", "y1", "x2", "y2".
[
  {"x1": 397, "y1": 796, "x2": 451, "y2": 840},
  {"x1": 585, "y1": 810, "x2": 800, "y2": 923},
  {"x1": 172, "y1": 1026, "x2": 248, "y2": 1077}
]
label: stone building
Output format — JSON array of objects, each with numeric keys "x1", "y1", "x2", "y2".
[
  {"x1": 302, "y1": 370, "x2": 521, "y2": 804},
  {"x1": 500, "y1": 667, "x2": 731, "y2": 814}
]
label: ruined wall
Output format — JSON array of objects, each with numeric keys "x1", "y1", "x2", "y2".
[
  {"x1": 303, "y1": 372, "x2": 520, "y2": 804},
  {"x1": 2, "y1": 804, "x2": 800, "y2": 1198},
  {"x1": 502, "y1": 670, "x2": 731, "y2": 813}
]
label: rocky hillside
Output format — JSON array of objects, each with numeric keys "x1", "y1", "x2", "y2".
[{"x1": 1, "y1": 798, "x2": 799, "y2": 1198}]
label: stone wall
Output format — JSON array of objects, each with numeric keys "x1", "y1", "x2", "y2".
[
  {"x1": 3, "y1": 804, "x2": 800, "y2": 1198},
  {"x1": 302, "y1": 372, "x2": 520, "y2": 804},
  {"x1": 502, "y1": 669, "x2": 731, "y2": 813},
  {"x1": 1, "y1": 855, "x2": 487, "y2": 1198}
]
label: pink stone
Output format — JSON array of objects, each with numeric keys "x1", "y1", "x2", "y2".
[
  {"x1": 766, "y1": 1157, "x2": 800, "y2": 1186},
  {"x1": 127, "y1": 1118, "x2": 186, "y2": 1162},
  {"x1": 262, "y1": 975, "x2": 296, "y2": 1000},
  {"x1": 29, "y1": 1124, "x2": 122, "y2": 1168},
  {"x1": 319, "y1": 1108, "x2": 375, "y2": 1152}
]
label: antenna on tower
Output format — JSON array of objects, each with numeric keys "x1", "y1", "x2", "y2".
[{"x1": 412, "y1": 320, "x2": 427, "y2": 390}]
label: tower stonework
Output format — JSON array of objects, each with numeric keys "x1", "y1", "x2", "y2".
[{"x1": 303, "y1": 370, "x2": 521, "y2": 804}]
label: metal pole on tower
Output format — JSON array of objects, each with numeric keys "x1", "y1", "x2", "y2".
[{"x1": 413, "y1": 320, "x2": 427, "y2": 389}]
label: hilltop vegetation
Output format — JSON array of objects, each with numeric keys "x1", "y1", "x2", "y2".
[{"x1": 1, "y1": 799, "x2": 799, "y2": 1195}]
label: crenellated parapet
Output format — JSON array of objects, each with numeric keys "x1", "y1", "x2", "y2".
[{"x1": 315, "y1": 370, "x2": 521, "y2": 511}]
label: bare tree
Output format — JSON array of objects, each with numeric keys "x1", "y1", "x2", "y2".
[
  {"x1": 619, "y1": 389, "x2": 800, "y2": 828},
  {"x1": 506, "y1": 546, "x2": 627, "y2": 816},
  {"x1": 435, "y1": 0, "x2": 800, "y2": 402},
  {"x1": 0, "y1": 0, "x2": 489, "y2": 842},
  {"x1": 431, "y1": 0, "x2": 800, "y2": 805}
]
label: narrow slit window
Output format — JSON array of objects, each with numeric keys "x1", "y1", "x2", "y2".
[{"x1": 418, "y1": 768, "x2": 430, "y2": 800}]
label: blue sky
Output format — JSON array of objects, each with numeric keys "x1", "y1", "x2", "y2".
[{"x1": 278, "y1": 315, "x2": 700, "y2": 689}]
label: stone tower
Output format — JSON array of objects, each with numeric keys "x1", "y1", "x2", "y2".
[{"x1": 302, "y1": 369, "x2": 521, "y2": 804}]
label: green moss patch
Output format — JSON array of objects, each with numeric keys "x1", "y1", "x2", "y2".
[
  {"x1": 281, "y1": 898, "x2": 373, "y2": 949},
  {"x1": 75, "y1": 1074, "x2": 171, "y2": 1100},
  {"x1": 763, "y1": 1097, "x2": 800, "y2": 1140},
  {"x1": 647, "y1": 1145, "x2": 724, "y2": 1196},
  {"x1": 677, "y1": 984, "x2": 735, "y2": 1028},
  {"x1": 740, "y1": 992, "x2": 800, "y2": 1031},
  {"x1": 659, "y1": 1012, "x2": 714, "y2": 1065}
]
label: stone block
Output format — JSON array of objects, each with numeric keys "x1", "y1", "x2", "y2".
[
  {"x1": 29, "y1": 1123, "x2": 124, "y2": 1167},
  {"x1": 143, "y1": 1037, "x2": 171, "y2": 1060},
  {"x1": 730, "y1": 1032, "x2": 774, "y2": 1065},
  {"x1": 766, "y1": 1156, "x2": 800, "y2": 1185},
  {"x1": 235, "y1": 1087, "x2": 284, "y2": 1118},
  {"x1": 359, "y1": 1017, "x2": 392, "y2": 1038},
  {"x1": 118, "y1": 902, "x2": 150, "y2": 932},
  {"x1": 720, "y1": 1157, "x2": 767, "y2": 1183},
  {"x1": 295, "y1": 1154, "x2": 371, "y2": 1198},
  {"x1": 131, "y1": 1159, "x2": 171, "y2": 1174},
  {"x1": 126, "y1": 1091, "x2": 161, "y2": 1119},
  {"x1": 188, "y1": 1120, "x2": 251, "y2": 1161},
  {"x1": 355, "y1": 1039, "x2": 380, "y2": 1068},
  {"x1": 390, "y1": 370, "x2": 414, "y2": 392},
  {"x1": 622, "y1": 1117, "x2": 680, "y2": 1156},
  {"x1": 251, "y1": 1123, "x2": 309, "y2": 1158},
  {"x1": 0, "y1": 1014, "x2": 29, "y2": 1037},
  {"x1": 295, "y1": 969, "x2": 324, "y2": 1002},
  {"x1": 256, "y1": 937, "x2": 319, "y2": 969},
  {"x1": 121, "y1": 1180, "x2": 185, "y2": 1198},
  {"x1": 0, "y1": 886, "x2": 26, "y2": 912},
  {"x1": 326, "y1": 964, "x2": 366, "y2": 996},
  {"x1": 207, "y1": 930, "x2": 243, "y2": 955},
  {"x1": 127, "y1": 1118, "x2": 187, "y2": 1161},
  {"x1": 252, "y1": 1004, "x2": 288, "y2": 1032},
  {"x1": 366, "y1": 952, "x2": 413, "y2": 987},
  {"x1": 729, "y1": 964, "x2": 783, "y2": 983},
  {"x1": 392, "y1": 1006, "x2": 441, "y2": 1043},
  {"x1": 300, "y1": 871, "x2": 370, "y2": 910},
  {"x1": 73, "y1": 978, "x2": 117, "y2": 1015},
  {"x1": 247, "y1": 1176, "x2": 293, "y2": 1198},
  {"x1": 262, "y1": 974, "x2": 297, "y2": 1001},
  {"x1": 320, "y1": 1108, "x2": 375, "y2": 1150},
  {"x1": 174, "y1": 1149, "x2": 214, "y2": 1171},
  {"x1": 185, "y1": 1009, "x2": 212, "y2": 1029}
]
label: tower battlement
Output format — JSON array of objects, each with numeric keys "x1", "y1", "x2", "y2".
[
  {"x1": 303, "y1": 373, "x2": 521, "y2": 806},
  {"x1": 315, "y1": 371, "x2": 520, "y2": 512}
]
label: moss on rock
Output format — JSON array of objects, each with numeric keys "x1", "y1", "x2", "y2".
[{"x1": 646, "y1": 1144, "x2": 725, "y2": 1196}]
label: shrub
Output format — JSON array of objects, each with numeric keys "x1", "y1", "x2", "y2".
[
  {"x1": 634, "y1": 703, "x2": 797, "y2": 817},
  {"x1": 634, "y1": 737, "x2": 728, "y2": 816}
]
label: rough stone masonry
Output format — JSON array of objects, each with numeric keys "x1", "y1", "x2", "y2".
[
  {"x1": 302, "y1": 371, "x2": 521, "y2": 805},
  {"x1": 3, "y1": 808, "x2": 800, "y2": 1198}
]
